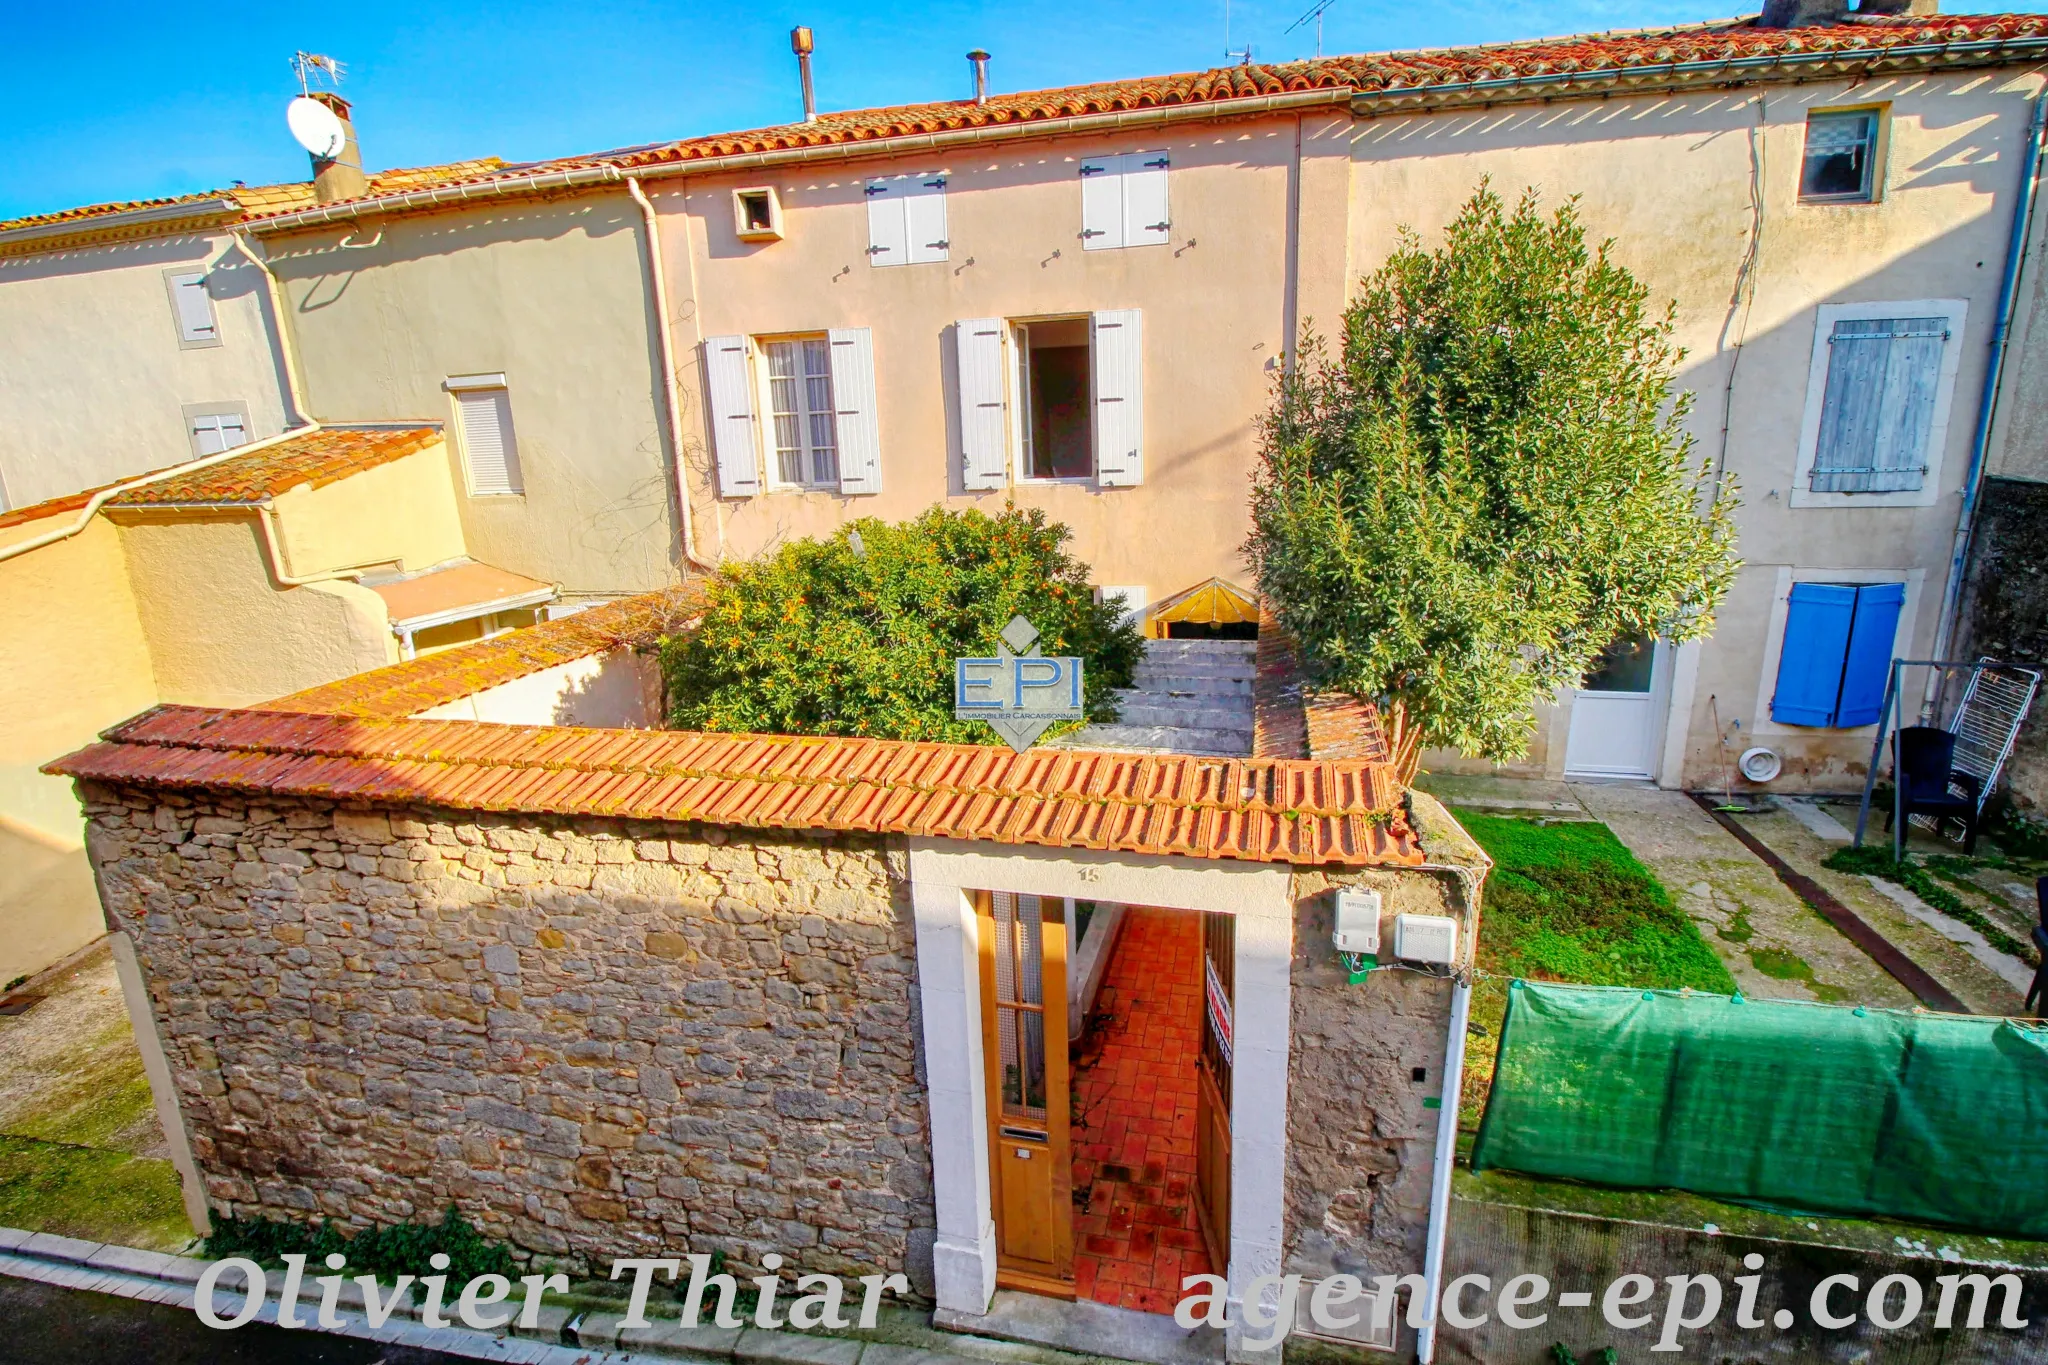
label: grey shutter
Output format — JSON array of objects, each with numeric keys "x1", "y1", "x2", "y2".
[
  {"x1": 828, "y1": 327, "x2": 882, "y2": 495},
  {"x1": 1812, "y1": 317, "x2": 1945, "y2": 493},
  {"x1": 866, "y1": 178, "x2": 908, "y2": 267},
  {"x1": 1124, "y1": 152, "x2": 1170, "y2": 248},
  {"x1": 703, "y1": 335, "x2": 760, "y2": 497},
  {"x1": 170, "y1": 272, "x2": 217, "y2": 343},
  {"x1": 456, "y1": 389, "x2": 521, "y2": 495},
  {"x1": 1091, "y1": 309, "x2": 1143, "y2": 486},
  {"x1": 1080, "y1": 157, "x2": 1121, "y2": 250},
  {"x1": 905, "y1": 175, "x2": 949, "y2": 265},
  {"x1": 956, "y1": 318, "x2": 1009, "y2": 491}
]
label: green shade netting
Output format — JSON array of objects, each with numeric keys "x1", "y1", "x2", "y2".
[{"x1": 1470, "y1": 981, "x2": 2048, "y2": 1239}]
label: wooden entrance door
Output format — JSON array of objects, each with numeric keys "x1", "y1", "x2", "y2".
[
  {"x1": 1194, "y1": 911, "x2": 1233, "y2": 1273},
  {"x1": 978, "y1": 891, "x2": 1074, "y2": 1295}
]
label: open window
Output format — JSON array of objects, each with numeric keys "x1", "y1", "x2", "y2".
[
  {"x1": 955, "y1": 311, "x2": 1142, "y2": 489},
  {"x1": 1018, "y1": 319, "x2": 1092, "y2": 480}
]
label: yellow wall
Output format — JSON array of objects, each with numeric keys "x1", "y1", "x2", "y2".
[
  {"x1": 111, "y1": 512, "x2": 396, "y2": 707},
  {"x1": 272, "y1": 441, "x2": 469, "y2": 577},
  {"x1": 0, "y1": 234, "x2": 292, "y2": 508},
  {"x1": 261, "y1": 201, "x2": 676, "y2": 595}
]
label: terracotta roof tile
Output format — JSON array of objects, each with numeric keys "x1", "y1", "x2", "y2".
[
  {"x1": 0, "y1": 424, "x2": 441, "y2": 531},
  {"x1": 49, "y1": 703, "x2": 1420, "y2": 867},
  {"x1": 229, "y1": 15, "x2": 2048, "y2": 227}
]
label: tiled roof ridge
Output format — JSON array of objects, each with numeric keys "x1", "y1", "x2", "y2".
[
  {"x1": 0, "y1": 423, "x2": 441, "y2": 532},
  {"x1": 224, "y1": 13, "x2": 2048, "y2": 227},
  {"x1": 260, "y1": 585, "x2": 703, "y2": 718},
  {"x1": 49, "y1": 703, "x2": 1421, "y2": 867}
]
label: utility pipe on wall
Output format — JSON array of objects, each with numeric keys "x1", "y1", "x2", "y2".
[
  {"x1": 228, "y1": 233, "x2": 313, "y2": 427},
  {"x1": 1415, "y1": 970, "x2": 1473, "y2": 1365},
  {"x1": 627, "y1": 177, "x2": 713, "y2": 572},
  {"x1": 1928, "y1": 90, "x2": 2048, "y2": 693}
]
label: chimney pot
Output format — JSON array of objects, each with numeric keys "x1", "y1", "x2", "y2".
[
  {"x1": 792, "y1": 26, "x2": 817, "y2": 123},
  {"x1": 307, "y1": 91, "x2": 367, "y2": 205},
  {"x1": 968, "y1": 50, "x2": 991, "y2": 106}
]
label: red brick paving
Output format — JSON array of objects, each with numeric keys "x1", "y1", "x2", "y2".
[{"x1": 1069, "y1": 905, "x2": 1214, "y2": 1316}]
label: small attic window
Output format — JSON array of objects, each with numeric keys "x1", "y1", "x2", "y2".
[{"x1": 733, "y1": 187, "x2": 784, "y2": 242}]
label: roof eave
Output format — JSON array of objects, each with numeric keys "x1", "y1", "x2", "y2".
[{"x1": 0, "y1": 196, "x2": 239, "y2": 252}]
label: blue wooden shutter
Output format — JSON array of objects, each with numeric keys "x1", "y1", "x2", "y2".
[
  {"x1": 1835, "y1": 583, "x2": 1906, "y2": 728},
  {"x1": 1771, "y1": 583, "x2": 1858, "y2": 727}
]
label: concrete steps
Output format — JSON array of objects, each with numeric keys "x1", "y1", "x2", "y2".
[{"x1": 1056, "y1": 639, "x2": 1257, "y2": 757}]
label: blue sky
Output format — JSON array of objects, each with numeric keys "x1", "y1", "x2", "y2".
[{"x1": 5, "y1": 1, "x2": 2044, "y2": 220}]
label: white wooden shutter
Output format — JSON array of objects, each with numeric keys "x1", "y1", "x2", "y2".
[
  {"x1": 956, "y1": 318, "x2": 1009, "y2": 491},
  {"x1": 170, "y1": 272, "x2": 217, "y2": 343},
  {"x1": 190, "y1": 411, "x2": 248, "y2": 456},
  {"x1": 904, "y1": 176, "x2": 949, "y2": 265},
  {"x1": 702, "y1": 335, "x2": 760, "y2": 497},
  {"x1": 456, "y1": 389, "x2": 522, "y2": 495},
  {"x1": 866, "y1": 179, "x2": 909, "y2": 267},
  {"x1": 1080, "y1": 158, "x2": 1122, "y2": 250},
  {"x1": 1124, "y1": 152, "x2": 1170, "y2": 248},
  {"x1": 827, "y1": 327, "x2": 882, "y2": 495},
  {"x1": 1091, "y1": 309, "x2": 1143, "y2": 486}
]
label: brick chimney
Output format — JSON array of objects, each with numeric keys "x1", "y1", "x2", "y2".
[{"x1": 308, "y1": 92, "x2": 368, "y2": 204}]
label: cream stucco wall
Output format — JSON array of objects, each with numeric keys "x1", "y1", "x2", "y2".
[
  {"x1": 1348, "y1": 73, "x2": 2041, "y2": 789},
  {"x1": 659, "y1": 115, "x2": 1343, "y2": 601},
  {"x1": 271, "y1": 440, "x2": 469, "y2": 577},
  {"x1": 0, "y1": 234, "x2": 292, "y2": 509},
  {"x1": 260, "y1": 202, "x2": 677, "y2": 595},
  {"x1": 111, "y1": 512, "x2": 396, "y2": 706}
]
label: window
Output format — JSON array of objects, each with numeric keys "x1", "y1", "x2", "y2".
[
  {"x1": 446, "y1": 374, "x2": 522, "y2": 496},
  {"x1": 952, "y1": 311, "x2": 1144, "y2": 490},
  {"x1": 182, "y1": 403, "x2": 249, "y2": 457},
  {"x1": 1019, "y1": 319, "x2": 1092, "y2": 480},
  {"x1": 1793, "y1": 300, "x2": 1964, "y2": 508},
  {"x1": 700, "y1": 330, "x2": 881, "y2": 498},
  {"x1": 1770, "y1": 582, "x2": 1905, "y2": 728},
  {"x1": 1078, "y1": 151, "x2": 1170, "y2": 250},
  {"x1": 865, "y1": 174, "x2": 947, "y2": 266},
  {"x1": 1800, "y1": 110, "x2": 1881, "y2": 203},
  {"x1": 765, "y1": 337, "x2": 840, "y2": 487},
  {"x1": 732, "y1": 187, "x2": 783, "y2": 242},
  {"x1": 164, "y1": 269, "x2": 220, "y2": 348}
]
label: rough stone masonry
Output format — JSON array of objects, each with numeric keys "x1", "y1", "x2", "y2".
[{"x1": 77, "y1": 782, "x2": 937, "y2": 1287}]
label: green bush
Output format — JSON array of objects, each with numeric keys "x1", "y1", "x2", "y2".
[
  {"x1": 662, "y1": 506, "x2": 1143, "y2": 743},
  {"x1": 202, "y1": 1205, "x2": 514, "y2": 1283}
]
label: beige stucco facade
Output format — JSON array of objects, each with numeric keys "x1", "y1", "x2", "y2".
[
  {"x1": 257, "y1": 201, "x2": 678, "y2": 596},
  {"x1": 0, "y1": 234, "x2": 292, "y2": 510}
]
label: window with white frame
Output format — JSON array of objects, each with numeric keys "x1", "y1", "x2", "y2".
[
  {"x1": 953, "y1": 310, "x2": 1144, "y2": 490},
  {"x1": 164, "y1": 269, "x2": 221, "y2": 347},
  {"x1": 764, "y1": 337, "x2": 841, "y2": 487},
  {"x1": 1792, "y1": 299, "x2": 1966, "y2": 507},
  {"x1": 1078, "y1": 152, "x2": 1170, "y2": 250},
  {"x1": 184, "y1": 404, "x2": 249, "y2": 456},
  {"x1": 446, "y1": 374, "x2": 523, "y2": 496}
]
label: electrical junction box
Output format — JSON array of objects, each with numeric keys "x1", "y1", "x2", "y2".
[
  {"x1": 1332, "y1": 888, "x2": 1381, "y2": 955},
  {"x1": 1393, "y1": 913, "x2": 1458, "y2": 965}
]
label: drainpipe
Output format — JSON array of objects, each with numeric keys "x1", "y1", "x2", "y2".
[
  {"x1": 228, "y1": 232, "x2": 312, "y2": 427},
  {"x1": 1927, "y1": 89, "x2": 2048, "y2": 700},
  {"x1": 626, "y1": 176, "x2": 713, "y2": 571},
  {"x1": 0, "y1": 423, "x2": 321, "y2": 566},
  {"x1": 253, "y1": 500, "x2": 377, "y2": 587},
  {"x1": 1411, "y1": 856, "x2": 1485, "y2": 1365}
]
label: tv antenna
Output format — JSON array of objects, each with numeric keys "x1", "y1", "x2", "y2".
[
  {"x1": 1285, "y1": 0, "x2": 1343, "y2": 58},
  {"x1": 286, "y1": 52, "x2": 350, "y2": 161},
  {"x1": 291, "y1": 51, "x2": 345, "y2": 94},
  {"x1": 1222, "y1": 0, "x2": 1252, "y2": 65}
]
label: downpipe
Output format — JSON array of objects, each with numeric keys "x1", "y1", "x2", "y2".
[{"x1": 627, "y1": 176, "x2": 714, "y2": 572}]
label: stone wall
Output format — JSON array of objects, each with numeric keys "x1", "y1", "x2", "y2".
[
  {"x1": 77, "y1": 782, "x2": 935, "y2": 1286},
  {"x1": 1959, "y1": 477, "x2": 2048, "y2": 817}
]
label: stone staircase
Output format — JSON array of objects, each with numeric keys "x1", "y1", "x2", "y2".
[{"x1": 1056, "y1": 638, "x2": 1255, "y2": 757}]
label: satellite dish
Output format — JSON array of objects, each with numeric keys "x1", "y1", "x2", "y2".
[{"x1": 286, "y1": 96, "x2": 348, "y2": 160}]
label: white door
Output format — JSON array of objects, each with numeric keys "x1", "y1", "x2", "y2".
[{"x1": 1564, "y1": 636, "x2": 1665, "y2": 779}]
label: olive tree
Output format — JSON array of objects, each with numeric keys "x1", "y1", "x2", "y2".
[{"x1": 1246, "y1": 185, "x2": 1740, "y2": 768}]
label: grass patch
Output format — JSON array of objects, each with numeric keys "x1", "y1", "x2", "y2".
[
  {"x1": 1823, "y1": 845, "x2": 2040, "y2": 966},
  {"x1": 203, "y1": 1206, "x2": 515, "y2": 1283},
  {"x1": 1453, "y1": 812, "x2": 1736, "y2": 1129},
  {"x1": 0, "y1": 1133, "x2": 190, "y2": 1251},
  {"x1": 1746, "y1": 946, "x2": 1852, "y2": 1002}
]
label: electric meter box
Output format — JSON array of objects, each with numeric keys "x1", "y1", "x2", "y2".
[
  {"x1": 1393, "y1": 913, "x2": 1458, "y2": 965},
  {"x1": 1332, "y1": 888, "x2": 1381, "y2": 954}
]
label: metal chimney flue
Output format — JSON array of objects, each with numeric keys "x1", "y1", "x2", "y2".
[
  {"x1": 791, "y1": 26, "x2": 817, "y2": 124},
  {"x1": 968, "y1": 50, "x2": 990, "y2": 106}
]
